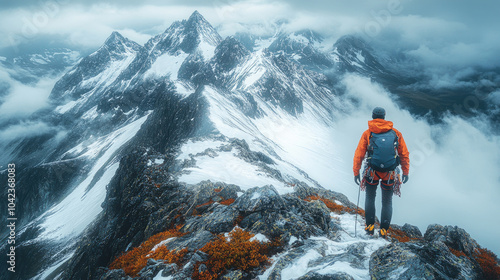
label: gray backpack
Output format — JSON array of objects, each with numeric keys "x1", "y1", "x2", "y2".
[{"x1": 367, "y1": 130, "x2": 400, "y2": 172}]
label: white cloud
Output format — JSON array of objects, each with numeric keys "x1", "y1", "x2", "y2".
[
  {"x1": 1, "y1": 0, "x2": 499, "y2": 75},
  {"x1": 0, "y1": 65, "x2": 57, "y2": 119},
  {"x1": 0, "y1": 4, "x2": 201, "y2": 50},
  {"x1": 0, "y1": 121, "x2": 55, "y2": 142}
]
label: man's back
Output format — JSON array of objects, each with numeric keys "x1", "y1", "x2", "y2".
[{"x1": 353, "y1": 119, "x2": 410, "y2": 176}]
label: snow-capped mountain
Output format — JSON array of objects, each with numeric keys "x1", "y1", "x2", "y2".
[
  {"x1": 1, "y1": 10, "x2": 499, "y2": 280},
  {"x1": 332, "y1": 35, "x2": 388, "y2": 77},
  {"x1": 268, "y1": 30, "x2": 335, "y2": 71},
  {"x1": 0, "y1": 48, "x2": 80, "y2": 85},
  {"x1": 50, "y1": 32, "x2": 142, "y2": 102}
]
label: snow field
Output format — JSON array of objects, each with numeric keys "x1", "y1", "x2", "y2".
[
  {"x1": 37, "y1": 113, "x2": 150, "y2": 241},
  {"x1": 143, "y1": 51, "x2": 189, "y2": 80},
  {"x1": 198, "y1": 84, "x2": 342, "y2": 190},
  {"x1": 178, "y1": 150, "x2": 290, "y2": 194},
  {"x1": 81, "y1": 53, "x2": 137, "y2": 89}
]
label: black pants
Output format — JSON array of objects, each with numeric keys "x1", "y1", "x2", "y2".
[{"x1": 365, "y1": 181, "x2": 393, "y2": 230}]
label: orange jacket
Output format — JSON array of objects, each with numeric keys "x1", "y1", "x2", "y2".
[{"x1": 353, "y1": 119, "x2": 409, "y2": 176}]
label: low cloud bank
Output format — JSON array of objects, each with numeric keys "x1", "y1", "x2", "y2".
[{"x1": 330, "y1": 74, "x2": 500, "y2": 255}]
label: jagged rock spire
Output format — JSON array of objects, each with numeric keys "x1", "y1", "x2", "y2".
[{"x1": 183, "y1": 10, "x2": 222, "y2": 47}]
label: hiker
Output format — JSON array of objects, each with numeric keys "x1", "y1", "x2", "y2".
[{"x1": 353, "y1": 107, "x2": 410, "y2": 238}]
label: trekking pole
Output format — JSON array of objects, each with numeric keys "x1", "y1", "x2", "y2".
[{"x1": 355, "y1": 183, "x2": 361, "y2": 237}]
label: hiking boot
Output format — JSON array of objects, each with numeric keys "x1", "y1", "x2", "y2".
[
  {"x1": 365, "y1": 224, "x2": 375, "y2": 235},
  {"x1": 380, "y1": 228, "x2": 388, "y2": 239}
]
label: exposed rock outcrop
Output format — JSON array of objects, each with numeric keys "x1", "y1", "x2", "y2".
[{"x1": 370, "y1": 224, "x2": 488, "y2": 280}]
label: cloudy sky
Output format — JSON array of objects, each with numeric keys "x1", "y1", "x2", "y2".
[
  {"x1": 1, "y1": 0, "x2": 499, "y2": 255},
  {"x1": 1, "y1": 0, "x2": 499, "y2": 69}
]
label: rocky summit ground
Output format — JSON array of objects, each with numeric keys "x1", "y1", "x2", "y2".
[{"x1": 50, "y1": 147, "x2": 497, "y2": 280}]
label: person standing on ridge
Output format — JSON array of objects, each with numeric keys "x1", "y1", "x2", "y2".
[{"x1": 353, "y1": 107, "x2": 410, "y2": 238}]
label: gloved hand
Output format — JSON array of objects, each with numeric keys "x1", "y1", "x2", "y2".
[
  {"x1": 354, "y1": 175, "x2": 361, "y2": 185},
  {"x1": 402, "y1": 174, "x2": 409, "y2": 184}
]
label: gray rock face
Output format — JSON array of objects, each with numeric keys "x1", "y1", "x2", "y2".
[
  {"x1": 183, "y1": 204, "x2": 240, "y2": 233},
  {"x1": 233, "y1": 185, "x2": 333, "y2": 241},
  {"x1": 402, "y1": 223, "x2": 423, "y2": 239},
  {"x1": 424, "y1": 224, "x2": 479, "y2": 257},
  {"x1": 296, "y1": 272, "x2": 354, "y2": 280},
  {"x1": 161, "y1": 263, "x2": 179, "y2": 277},
  {"x1": 139, "y1": 259, "x2": 168, "y2": 279},
  {"x1": 233, "y1": 185, "x2": 287, "y2": 213},
  {"x1": 166, "y1": 230, "x2": 214, "y2": 252},
  {"x1": 183, "y1": 251, "x2": 210, "y2": 276},
  {"x1": 370, "y1": 225, "x2": 484, "y2": 280},
  {"x1": 93, "y1": 182, "x2": 347, "y2": 279},
  {"x1": 293, "y1": 183, "x2": 355, "y2": 209}
]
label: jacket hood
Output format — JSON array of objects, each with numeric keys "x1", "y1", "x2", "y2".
[{"x1": 368, "y1": 119, "x2": 393, "y2": 134}]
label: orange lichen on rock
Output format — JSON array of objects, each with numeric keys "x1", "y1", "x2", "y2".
[
  {"x1": 192, "y1": 228, "x2": 271, "y2": 280},
  {"x1": 474, "y1": 248, "x2": 500, "y2": 280},
  {"x1": 193, "y1": 200, "x2": 214, "y2": 215},
  {"x1": 445, "y1": 246, "x2": 500, "y2": 279},
  {"x1": 387, "y1": 228, "x2": 421, "y2": 243},
  {"x1": 304, "y1": 195, "x2": 364, "y2": 215},
  {"x1": 219, "y1": 198, "x2": 235, "y2": 205},
  {"x1": 449, "y1": 247, "x2": 467, "y2": 258},
  {"x1": 109, "y1": 225, "x2": 187, "y2": 276},
  {"x1": 196, "y1": 200, "x2": 214, "y2": 208}
]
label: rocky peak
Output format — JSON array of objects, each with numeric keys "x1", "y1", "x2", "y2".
[
  {"x1": 185, "y1": 10, "x2": 214, "y2": 37},
  {"x1": 212, "y1": 36, "x2": 250, "y2": 72},
  {"x1": 181, "y1": 10, "x2": 222, "y2": 53},
  {"x1": 146, "y1": 11, "x2": 221, "y2": 59},
  {"x1": 104, "y1": 31, "x2": 126, "y2": 46},
  {"x1": 49, "y1": 31, "x2": 142, "y2": 101},
  {"x1": 101, "y1": 31, "x2": 142, "y2": 57}
]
